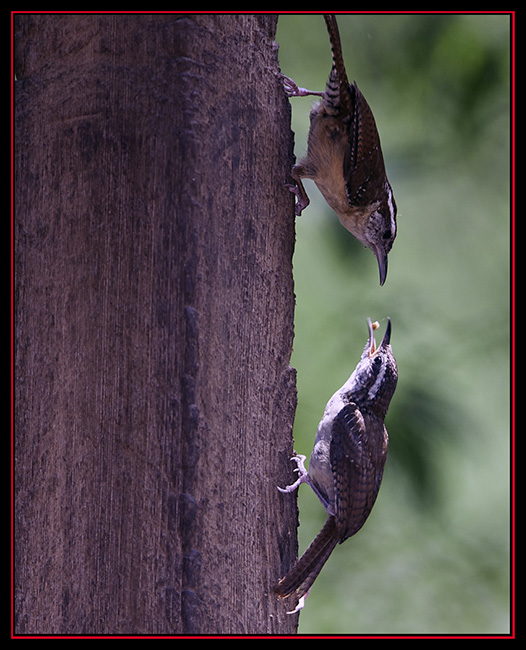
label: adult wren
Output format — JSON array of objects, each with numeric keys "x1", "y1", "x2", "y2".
[{"x1": 282, "y1": 14, "x2": 397, "y2": 285}]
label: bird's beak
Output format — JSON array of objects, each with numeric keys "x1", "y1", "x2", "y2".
[
  {"x1": 367, "y1": 317, "x2": 391, "y2": 356},
  {"x1": 375, "y1": 248, "x2": 388, "y2": 286},
  {"x1": 380, "y1": 317, "x2": 392, "y2": 347}
]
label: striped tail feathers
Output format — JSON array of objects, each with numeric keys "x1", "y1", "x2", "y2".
[
  {"x1": 275, "y1": 515, "x2": 339, "y2": 601},
  {"x1": 323, "y1": 14, "x2": 353, "y2": 118}
]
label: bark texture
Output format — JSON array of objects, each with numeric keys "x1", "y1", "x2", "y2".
[{"x1": 14, "y1": 13, "x2": 298, "y2": 635}]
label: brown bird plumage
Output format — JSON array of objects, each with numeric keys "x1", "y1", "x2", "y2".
[
  {"x1": 276, "y1": 319, "x2": 398, "y2": 608},
  {"x1": 282, "y1": 14, "x2": 397, "y2": 285}
]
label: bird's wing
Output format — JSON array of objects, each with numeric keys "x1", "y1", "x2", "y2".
[
  {"x1": 344, "y1": 83, "x2": 387, "y2": 206},
  {"x1": 330, "y1": 402, "x2": 386, "y2": 541}
]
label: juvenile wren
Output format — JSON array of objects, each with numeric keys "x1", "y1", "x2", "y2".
[
  {"x1": 282, "y1": 14, "x2": 397, "y2": 285},
  {"x1": 276, "y1": 318, "x2": 398, "y2": 610}
]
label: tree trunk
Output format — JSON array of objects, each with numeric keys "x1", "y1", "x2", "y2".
[{"x1": 14, "y1": 13, "x2": 298, "y2": 636}]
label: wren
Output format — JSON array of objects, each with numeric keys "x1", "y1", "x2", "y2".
[
  {"x1": 276, "y1": 318, "x2": 398, "y2": 611},
  {"x1": 282, "y1": 14, "x2": 397, "y2": 285}
]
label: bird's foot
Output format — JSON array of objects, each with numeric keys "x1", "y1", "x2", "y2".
[
  {"x1": 278, "y1": 73, "x2": 323, "y2": 98},
  {"x1": 278, "y1": 454, "x2": 308, "y2": 493}
]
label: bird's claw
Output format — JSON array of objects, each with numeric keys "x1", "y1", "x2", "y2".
[
  {"x1": 278, "y1": 454, "x2": 308, "y2": 493},
  {"x1": 278, "y1": 73, "x2": 323, "y2": 98},
  {"x1": 285, "y1": 183, "x2": 309, "y2": 216},
  {"x1": 286, "y1": 593, "x2": 309, "y2": 615}
]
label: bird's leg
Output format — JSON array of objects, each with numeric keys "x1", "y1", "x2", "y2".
[
  {"x1": 277, "y1": 454, "x2": 309, "y2": 493},
  {"x1": 286, "y1": 164, "x2": 311, "y2": 216},
  {"x1": 279, "y1": 73, "x2": 324, "y2": 98},
  {"x1": 278, "y1": 454, "x2": 335, "y2": 515}
]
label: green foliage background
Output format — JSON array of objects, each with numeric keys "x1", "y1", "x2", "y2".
[{"x1": 276, "y1": 13, "x2": 511, "y2": 635}]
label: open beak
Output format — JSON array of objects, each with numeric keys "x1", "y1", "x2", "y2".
[{"x1": 367, "y1": 317, "x2": 391, "y2": 356}]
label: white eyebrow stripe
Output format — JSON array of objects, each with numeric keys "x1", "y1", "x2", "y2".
[{"x1": 386, "y1": 185, "x2": 396, "y2": 234}]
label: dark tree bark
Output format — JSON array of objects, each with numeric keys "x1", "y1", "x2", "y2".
[{"x1": 14, "y1": 13, "x2": 298, "y2": 635}]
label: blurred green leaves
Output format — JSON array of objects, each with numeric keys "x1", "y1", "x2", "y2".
[{"x1": 276, "y1": 13, "x2": 511, "y2": 635}]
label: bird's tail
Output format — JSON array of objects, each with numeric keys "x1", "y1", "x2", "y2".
[
  {"x1": 323, "y1": 14, "x2": 353, "y2": 116},
  {"x1": 275, "y1": 516, "x2": 339, "y2": 601}
]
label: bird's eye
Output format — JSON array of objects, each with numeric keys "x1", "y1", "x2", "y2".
[{"x1": 382, "y1": 229, "x2": 392, "y2": 240}]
